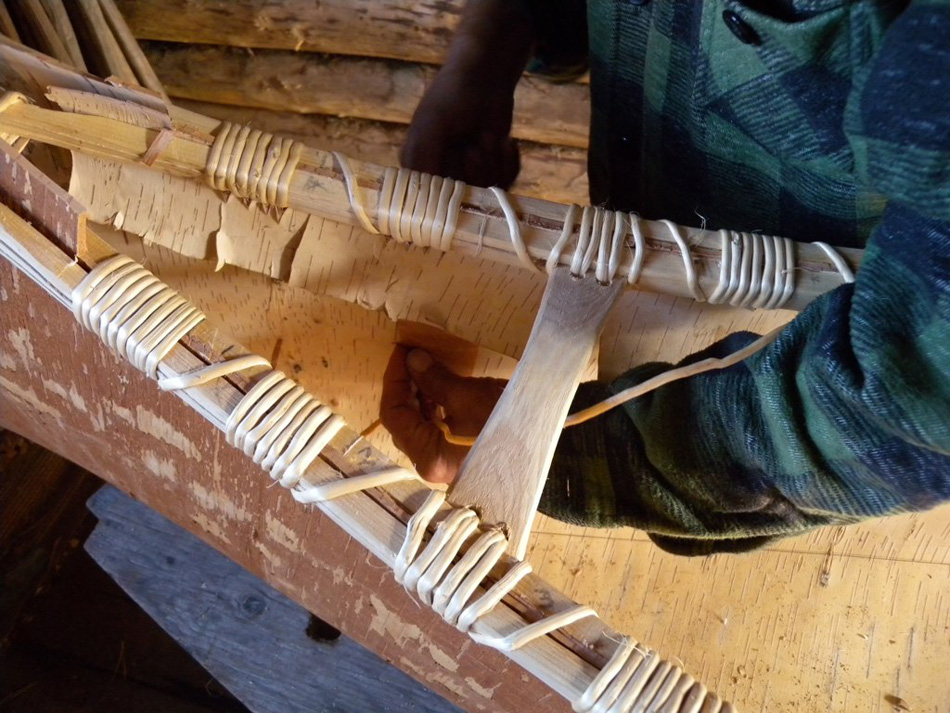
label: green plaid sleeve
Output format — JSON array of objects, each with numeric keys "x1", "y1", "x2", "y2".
[{"x1": 541, "y1": 3, "x2": 950, "y2": 555}]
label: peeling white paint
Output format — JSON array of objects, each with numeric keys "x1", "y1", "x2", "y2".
[
  {"x1": 464, "y1": 677, "x2": 499, "y2": 699},
  {"x1": 331, "y1": 566, "x2": 353, "y2": 587},
  {"x1": 109, "y1": 402, "x2": 135, "y2": 425},
  {"x1": 41, "y1": 378, "x2": 88, "y2": 413},
  {"x1": 368, "y1": 594, "x2": 424, "y2": 648},
  {"x1": 254, "y1": 540, "x2": 285, "y2": 569},
  {"x1": 8, "y1": 328, "x2": 36, "y2": 371},
  {"x1": 0, "y1": 375, "x2": 63, "y2": 420},
  {"x1": 189, "y1": 481, "x2": 251, "y2": 522},
  {"x1": 135, "y1": 405, "x2": 202, "y2": 460},
  {"x1": 400, "y1": 658, "x2": 469, "y2": 699},
  {"x1": 0, "y1": 351, "x2": 16, "y2": 371},
  {"x1": 192, "y1": 512, "x2": 230, "y2": 544},
  {"x1": 142, "y1": 450, "x2": 177, "y2": 481},
  {"x1": 265, "y1": 510, "x2": 300, "y2": 551},
  {"x1": 429, "y1": 645, "x2": 460, "y2": 673},
  {"x1": 368, "y1": 595, "x2": 460, "y2": 676},
  {"x1": 89, "y1": 404, "x2": 106, "y2": 432}
]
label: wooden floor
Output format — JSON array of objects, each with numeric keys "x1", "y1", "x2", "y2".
[{"x1": 0, "y1": 431, "x2": 246, "y2": 712}]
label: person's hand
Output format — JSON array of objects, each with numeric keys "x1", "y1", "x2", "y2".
[
  {"x1": 401, "y1": 62, "x2": 520, "y2": 188},
  {"x1": 400, "y1": 0, "x2": 534, "y2": 188},
  {"x1": 380, "y1": 345, "x2": 505, "y2": 484}
]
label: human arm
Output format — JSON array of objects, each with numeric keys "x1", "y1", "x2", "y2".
[
  {"x1": 381, "y1": 4, "x2": 950, "y2": 555},
  {"x1": 400, "y1": 0, "x2": 588, "y2": 187}
]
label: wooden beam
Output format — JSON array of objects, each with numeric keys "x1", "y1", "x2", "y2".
[
  {"x1": 11, "y1": 0, "x2": 73, "y2": 65},
  {"x1": 141, "y1": 42, "x2": 591, "y2": 149},
  {"x1": 114, "y1": 0, "x2": 465, "y2": 66},
  {"x1": 0, "y1": 1, "x2": 20, "y2": 42},
  {"x1": 72, "y1": 0, "x2": 137, "y2": 82},
  {"x1": 97, "y1": 0, "x2": 168, "y2": 101}
]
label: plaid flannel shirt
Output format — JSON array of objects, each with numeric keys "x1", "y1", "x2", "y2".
[{"x1": 516, "y1": 0, "x2": 950, "y2": 554}]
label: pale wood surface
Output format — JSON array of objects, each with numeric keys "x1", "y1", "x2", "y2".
[
  {"x1": 452, "y1": 270, "x2": 624, "y2": 558},
  {"x1": 141, "y1": 42, "x2": 591, "y2": 149},
  {"x1": 87, "y1": 485, "x2": 462, "y2": 713}
]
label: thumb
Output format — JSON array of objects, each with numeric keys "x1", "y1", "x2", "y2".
[{"x1": 406, "y1": 349, "x2": 474, "y2": 412}]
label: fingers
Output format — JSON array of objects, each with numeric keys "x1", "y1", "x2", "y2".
[
  {"x1": 405, "y1": 349, "x2": 504, "y2": 423},
  {"x1": 380, "y1": 345, "x2": 441, "y2": 455},
  {"x1": 380, "y1": 346, "x2": 464, "y2": 484}
]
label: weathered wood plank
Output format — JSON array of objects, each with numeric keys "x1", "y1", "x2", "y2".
[
  {"x1": 142, "y1": 43, "x2": 591, "y2": 149},
  {"x1": 115, "y1": 0, "x2": 464, "y2": 66},
  {"x1": 86, "y1": 485, "x2": 462, "y2": 713}
]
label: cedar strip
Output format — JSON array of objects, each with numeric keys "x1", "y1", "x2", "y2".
[
  {"x1": 12, "y1": 0, "x2": 73, "y2": 64},
  {"x1": 72, "y1": 0, "x2": 136, "y2": 82},
  {"x1": 38, "y1": 0, "x2": 87, "y2": 69},
  {"x1": 97, "y1": 0, "x2": 168, "y2": 101},
  {"x1": 0, "y1": 0, "x2": 20, "y2": 41}
]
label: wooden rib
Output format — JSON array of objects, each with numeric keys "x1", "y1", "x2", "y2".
[
  {"x1": 0, "y1": 0, "x2": 20, "y2": 42},
  {"x1": 452, "y1": 270, "x2": 624, "y2": 558},
  {"x1": 97, "y1": 0, "x2": 169, "y2": 101},
  {"x1": 13, "y1": 0, "x2": 73, "y2": 64},
  {"x1": 175, "y1": 99, "x2": 591, "y2": 205},
  {"x1": 0, "y1": 96, "x2": 860, "y2": 312},
  {"x1": 72, "y1": 0, "x2": 136, "y2": 82},
  {"x1": 38, "y1": 0, "x2": 88, "y2": 70}
]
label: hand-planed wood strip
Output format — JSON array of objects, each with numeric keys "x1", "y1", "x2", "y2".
[
  {"x1": 175, "y1": 99, "x2": 591, "y2": 205},
  {"x1": 452, "y1": 271, "x2": 624, "y2": 558},
  {"x1": 141, "y1": 42, "x2": 592, "y2": 149},
  {"x1": 0, "y1": 95, "x2": 859, "y2": 312}
]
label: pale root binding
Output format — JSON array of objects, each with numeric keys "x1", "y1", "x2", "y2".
[
  {"x1": 70, "y1": 253, "x2": 728, "y2": 712},
  {"x1": 332, "y1": 158, "x2": 852, "y2": 309},
  {"x1": 206, "y1": 121, "x2": 303, "y2": 208}
]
